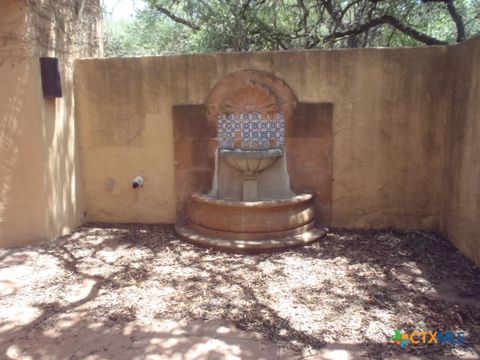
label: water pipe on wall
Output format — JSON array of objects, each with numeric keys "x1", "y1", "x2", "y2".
[{"x1": 132, "y1": 176, "x2": 144, "y2": 189}]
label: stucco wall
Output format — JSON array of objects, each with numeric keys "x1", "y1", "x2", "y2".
[
  {"x1": 442, "y1": 38, "x2": 480, "y2": 265},
  {"x1": 0, "y1": 1, "x2": 48, "y2": 246},
  {"x1": 76, "y1": 45, "x2": 451, "y2": 229},
  {"x1": 0, "y1": 0, "x2": 100, "y2": 247}
]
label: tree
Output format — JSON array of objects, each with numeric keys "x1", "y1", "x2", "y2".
[
  {"x1": 105, "y1": 0, "x2": 480, "y2": 56},
  {"x1": 26, "y1": 0, "x2": 102, "y2": 56},
  {"x1": 1, "y1": 0, "x2": 102, "y2": 63},
  {"x1": 104, "y1": 7, "x2": 196, "y2": 56}
]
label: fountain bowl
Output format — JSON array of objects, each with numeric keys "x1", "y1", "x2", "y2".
[{"x1": 220, "y1": 148, "x2": 283, "y2": 174}]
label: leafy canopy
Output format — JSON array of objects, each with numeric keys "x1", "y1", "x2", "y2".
[{"x1": 104, "y1": 0, "x2": 480, "y2": 57}]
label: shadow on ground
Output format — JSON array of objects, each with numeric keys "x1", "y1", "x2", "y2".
[{"x1": 0, "y1": 223, "x2": 479, "y2": 359}]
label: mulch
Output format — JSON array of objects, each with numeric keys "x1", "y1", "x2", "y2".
[{"x1": 0, "y1": 224, "x2": 479, "y2": 359}]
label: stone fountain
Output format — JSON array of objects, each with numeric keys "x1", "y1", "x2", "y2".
[{"x1": 175, "y1": 70, "x2": 325, "y2": 252}]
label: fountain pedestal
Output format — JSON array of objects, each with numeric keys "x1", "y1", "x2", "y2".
[{"x1": 242, "y1": 173, "x2": 258, "y2": 201}]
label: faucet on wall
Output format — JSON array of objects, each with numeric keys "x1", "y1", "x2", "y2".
[{"x1": 132, "y1": 176, "x2": 144, "y2": 189}]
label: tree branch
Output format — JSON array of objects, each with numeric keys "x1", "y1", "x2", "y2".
[
  {"x1": 296, "y1": 0, "x2": 309, "y2": 31},
  {"x1": 153, "y1": 5, "x2": 200, "y2": 31},
  {"x1": 446, "y1": 0, "x2": 466, "y2": 42},
  {"x1": 326, "y1": 15, "x2": 448, "y2": 45},
  {"x1": 422, "y1": 0, "x2": 466, "y2": 42}
]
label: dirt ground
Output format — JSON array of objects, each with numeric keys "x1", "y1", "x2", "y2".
[{"x1": 0, "y1": 224, "x2": 479, "y2": 359}]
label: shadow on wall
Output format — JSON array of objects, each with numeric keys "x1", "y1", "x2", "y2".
[
  {"x1": 0, "y1": 66, "x2": 26, "y2": 225},
  {"x1": 0, "y1": 0, "x2": 97, "y2": 248},
  {"x1": 441, "y1": 39, "x2": 480, "y2": 266},
  {"x1": 43, "y1": 61, "x2": 84, "y2": 240},
  {"x1": 0, "y1": 58, "x2": 82, "y2": 247},
  {"x1": 0, "y1": 59, "x2": 48, "y2": 247}
]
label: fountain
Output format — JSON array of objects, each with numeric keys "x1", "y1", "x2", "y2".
[{"x1": 175, "y1": 70, "x2": 325, "y2": 252}]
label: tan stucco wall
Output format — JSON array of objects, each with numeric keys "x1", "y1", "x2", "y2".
[
  {"x1": 442, "y1": 38, "x2": 480, "y2": 265},
  {"x1": 0, "y1": 0, "x2": 99, "y2": 247},
  {"x1": 0, "y1": 1, "x2": 48, "y2": 246},
  {"x1": 76, "y1": 45, "x2": 451, "y2": 229},
  {"x1": 75, "y1": 58, "x2": 177, "y2": 223}
]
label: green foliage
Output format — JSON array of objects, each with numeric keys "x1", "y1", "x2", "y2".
[
  {"x1": 104, "y1": 8, "x2": 195, "y2": 56},
  {"x1": 104, "y1": 0, "x2": 480, "y2": 57},
  {"x1": 376, "y1": 0, "x2": 480, "y2": 47}
]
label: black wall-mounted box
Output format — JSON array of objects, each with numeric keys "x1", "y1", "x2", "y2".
[{"x1": 40, "y1": 57, "x2": 62, "y2": 98}]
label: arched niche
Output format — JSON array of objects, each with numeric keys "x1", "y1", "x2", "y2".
[{"x1": 206, "y1": 70, "x2": 298, "y2": 150}]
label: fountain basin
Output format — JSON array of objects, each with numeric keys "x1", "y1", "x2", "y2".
[
  {"x1": 220, "y1": 148, "x2": 283, "y2": 174},
  {"x1": 188, "y1": 193, "x2": 314, "y2": 232},
  {"x1": 176, "y1": 193, "x2": 325, "y2": 253}
]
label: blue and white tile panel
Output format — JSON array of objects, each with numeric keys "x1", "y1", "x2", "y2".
[{"x1": 218, "y1": 112, "x2": 285, "y2": 149}]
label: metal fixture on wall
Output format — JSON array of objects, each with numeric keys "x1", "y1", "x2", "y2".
[
  {"x1": 39, "y1": 57, "x2": 62, "y2": 98},
  {"x1": 132, "y1": 176, "x2": 144, "y2": 189}
]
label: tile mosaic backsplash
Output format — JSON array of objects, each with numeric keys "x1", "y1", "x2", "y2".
[{"x1": 218, "y1": 112, "x2": 285, "y2": 149}]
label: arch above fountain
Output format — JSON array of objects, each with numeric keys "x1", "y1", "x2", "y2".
[{"x1": 206, "y1": 69, "x2": 297, "y2": 128}]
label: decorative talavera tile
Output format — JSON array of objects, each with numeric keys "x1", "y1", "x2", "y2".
[{"x1": 218, "y1": 112, "x2": 285, "y2": 150}]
